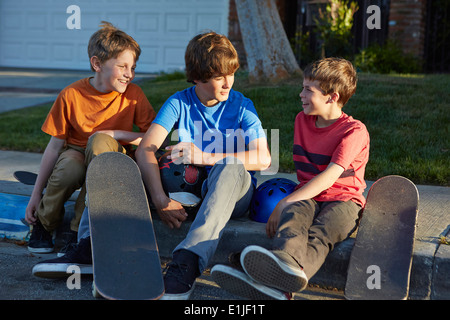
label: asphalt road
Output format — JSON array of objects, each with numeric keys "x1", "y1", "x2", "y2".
[{"x1": 0, "y1": 239, "x2": 344, "y2": 301}]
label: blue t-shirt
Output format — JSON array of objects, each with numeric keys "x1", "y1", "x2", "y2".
[{"x1": 154, "y1": 86, "x2": 266, "y2": 186}]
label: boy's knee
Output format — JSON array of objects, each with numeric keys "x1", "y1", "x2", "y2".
[
  {"x1": 86, "y1": 132, "x2": 123, "y2": 157},
  {"x1": 214, "y1": 156, "x2": 245, "y2": 172},
  {"x1": 207, "y1": 157, "x2": 247, "y2": 187},
  {"x1": 281, "y1": 200, "x2": 316, "y2": 222}
]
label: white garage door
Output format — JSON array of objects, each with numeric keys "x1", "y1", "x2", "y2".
[{"x1": 0, "y1": 0, "x2": 229, "y2": 73}]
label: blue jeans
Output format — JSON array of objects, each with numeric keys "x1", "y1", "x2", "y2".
[{"x1": 78, "y1": 157, "x2": 254, "y2": 273}]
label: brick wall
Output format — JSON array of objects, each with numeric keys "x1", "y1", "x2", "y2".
[{"x1": 388, "y1": 0, "x2": 427, "y2": 58}]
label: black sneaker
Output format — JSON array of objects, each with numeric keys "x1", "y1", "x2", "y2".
[
  {"x1": 32, "y1": 237, "x2": 92, "y2": 278},
  {"x1": 228, "y1": 251, "x2": 243, "y2": 270},
  {"x1": 211, "y1": 264, "x2": 291, "y2": 300},
  {"x1": 240, "y1": 245, "x2": 308, "y2": 293},
  {"x1": 27, "y1": 220, "x2": 53, "y2": 253},
  {"x1": 161, "y1": 250, "x2": 200, "y2": 300},
  {"x1": 57, "y1": 230, "x2": 78, "y2": 257}
]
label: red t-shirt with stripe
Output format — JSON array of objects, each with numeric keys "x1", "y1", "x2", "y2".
[{"x1": 293, "y1": 111, "x2": 370, "y2": 206}]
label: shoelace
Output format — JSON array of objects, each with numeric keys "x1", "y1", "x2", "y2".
[
  {"x1": 60, "y1": 242, "x2": 78, "y2": 255},
  {"x1": 164, "y1": 261, "x2": 193, "y2": 288}
]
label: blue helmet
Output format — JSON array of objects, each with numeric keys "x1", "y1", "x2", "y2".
[{"x1": 249, "y1": 178, "x2": 297, "y2": 223}]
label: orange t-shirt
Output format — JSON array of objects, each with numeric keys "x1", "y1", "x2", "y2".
[{"x1": 41, "y1": 78, "x2": 156, "y2": 148}]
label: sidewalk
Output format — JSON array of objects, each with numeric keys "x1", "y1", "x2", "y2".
[
  {"x1": 0, "y1": 67, "x2": 155, "y2": 113},
  {"x1": 0, "y1": 68, "x2": 449, "y2": 300}
]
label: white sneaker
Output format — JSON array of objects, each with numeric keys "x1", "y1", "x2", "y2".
[
  {"x1": 211, "y1": 264, "x2": 290, "y2": 300},
  {"x1": 241, "y1": 245, "x2": 308, "y2": 293}
]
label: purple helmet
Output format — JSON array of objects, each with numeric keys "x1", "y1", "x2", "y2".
[{"x1": 249, "y1": 178, "x2": 297, "y2": 223}]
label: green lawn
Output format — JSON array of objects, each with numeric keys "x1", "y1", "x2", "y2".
[{"x1": 0, "y1": 72, "x2": 448, "y2": 186}]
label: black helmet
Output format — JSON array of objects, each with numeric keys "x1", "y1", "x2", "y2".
[{"x1": 158, "y1": 152, "x2": 207, "y2": 198}]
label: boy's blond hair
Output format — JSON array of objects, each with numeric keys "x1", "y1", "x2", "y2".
[
  {"x1": 88, "y1": 21, "x2": 141, "y2": 71},
  {"x1": 185, "y1": 31, "x2": 240, "y2": 83},
  {"x1": 304, "y1": 57, "x2": 357, "y2": 107}
]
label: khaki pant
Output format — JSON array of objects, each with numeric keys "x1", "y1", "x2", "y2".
[{"x1": 37, "y1": 133, "x2": 126, "y2": 232}]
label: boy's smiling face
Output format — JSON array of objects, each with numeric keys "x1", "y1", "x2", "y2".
[
  {"x1": 194, "y1": 74, "x2": 235, "y2": 107},
  {"x1": 90, "y1": 49, "x2": 136, "y2": 93},
  {"x1": 299, "y1": 78, "x2": 330, "y2": 116},
  {"x1": 299, "y1": 78, "x2": 343, "y2": 128}
]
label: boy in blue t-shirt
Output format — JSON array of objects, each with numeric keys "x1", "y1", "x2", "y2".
[{"x1": 136, "y1": 32, "x2": 271, "y2": 299}]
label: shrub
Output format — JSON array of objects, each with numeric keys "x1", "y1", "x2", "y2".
[{"x1": 354, "y1": 41, "x2": 421, "y2": 74}]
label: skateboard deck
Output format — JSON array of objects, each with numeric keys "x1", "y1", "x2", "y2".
[
  {"x1": 86, "y1": 152, "x2": 164, "y2": 300},
  {"x1": 345, "y1": 175, "x2": 419, "y2": 300},
  {"x1": 13, "y1": 171, "x2": 39, "y2": 185}
]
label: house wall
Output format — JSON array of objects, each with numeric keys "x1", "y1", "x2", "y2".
[
  {"x1": 388, "y1": 0, "x2": 427, "y2": 58},
  {"x1": 229, "y1": 0, "x2": 429, "y2": 69}
]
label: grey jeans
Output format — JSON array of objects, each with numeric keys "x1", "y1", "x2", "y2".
[
  {"x1": 78, "y1": 157, "x2": 254, "y2": 273},
  {"x1": 272, "y1": 199, "x2": 361, "y2": 279},
  {"x1": 174, "y1": 157, "x2": 253, "y2": 272}
]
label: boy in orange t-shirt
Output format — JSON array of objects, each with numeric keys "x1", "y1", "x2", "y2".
[{"x1": 25, "y1": 22, "x2": 156, "y2": 254}]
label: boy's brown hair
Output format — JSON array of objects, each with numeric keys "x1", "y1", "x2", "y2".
[
  {"x1": 185, "y1": 31, "x2": 240, "y2": 83},
  {"x1": 88, "y1": 21, "x2": 141, "y2": 71},
  {"x1": 304, "y1": 57, "x2": 357, "y2": 107}
]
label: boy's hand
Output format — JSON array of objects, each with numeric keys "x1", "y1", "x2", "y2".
[
  {"x1": 155, "y1": 196, "x2": 188, "y2": 229},
  {"x1": 266, "y1": 201, "x2": 285, "y2": 238},
  {"x1": 166, "y1": 142, "x2": 207, "y2": 166},
  {"x1": 25, "y1": 194, "x2": 41, "y2": 225}
]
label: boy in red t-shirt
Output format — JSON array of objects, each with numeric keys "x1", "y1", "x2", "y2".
[
  {"x1": 25, "y1": 22, "x2": 156, "y2": 254},
  {"x1": 212, "y1": 57, "x2": 370, "y2": 299}
]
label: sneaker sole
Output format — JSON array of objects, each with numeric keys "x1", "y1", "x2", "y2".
[
  {"x1": 159, "y1": 283, "x2": 195, "y2": 300},
  {"x1": 32, "y1": 263, "x2": 92, "y2": 279},
  {"x1": 211, "y1": 264, "x2": 289, "y2": 300},
  {"x1": 241, "y1": 245, "x2": 308, "y2": 293},
  {"x1": 28, "y1": 246, "x2": 54, "y2": 254}
]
